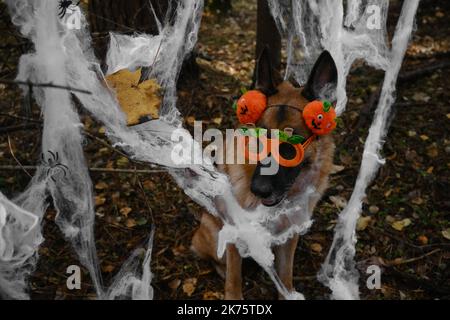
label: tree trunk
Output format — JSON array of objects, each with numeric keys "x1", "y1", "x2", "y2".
[{"x1": 256, "y1": 0, "x2": 281, "y2": 73}]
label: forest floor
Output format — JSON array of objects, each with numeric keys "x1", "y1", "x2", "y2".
[{"x1": 0, "y1": 0, "x2": 449, "y2": 300}]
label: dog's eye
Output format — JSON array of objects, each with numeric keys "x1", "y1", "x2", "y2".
[{"x1": 317, "y1": 114, "x2": 323, "y2": 120}]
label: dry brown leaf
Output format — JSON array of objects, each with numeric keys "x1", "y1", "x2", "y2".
[
  {"x1": 102, "y1": 265, "x2": 115, "y2": 273},
  {"x1": 95, "y1": 181, "x2": 108, "y2": 190},
  {"x1": 417, "y1": 235, "x2": 428, "y2": 245},
  {"x1": 125, "y1": 218, "x2": 137, "y2": 228},
  {"x1": 94, "y1": 196, "x2": 106, "y2": 206},
  {"x1": 168, "y1": 279, "x2": 181, "y2": 290},
  {"x1": 182, "y1": 278, "x2": 197, "y2": 297},
  {"x1": 203, "y1": 291, "x2": 224, "y2": 300},
  {"x1": 120, "y1": 207, "x2": 132, "y2": 217},
  {"x1": 105, "y1": 68, "x2": 161, "y2": 126}
]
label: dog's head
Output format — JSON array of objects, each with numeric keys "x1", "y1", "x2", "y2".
[{"x1": 225, "y1": 48, "x2": 337, "y2": 208}]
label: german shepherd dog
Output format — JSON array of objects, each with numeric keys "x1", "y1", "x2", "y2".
[{"x1": 191, "y1": 48, "x2": 338, "y2": 299}]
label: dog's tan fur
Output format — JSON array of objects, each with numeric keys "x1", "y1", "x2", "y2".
[{"x1": 191, "y1": 51, "x2": 337, "y2": 299}]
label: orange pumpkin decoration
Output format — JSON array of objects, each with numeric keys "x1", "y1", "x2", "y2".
[
  {"x1": 235, "y1": 90, "x2": 267, "y2": 124},
  {"x1": 302, "y1": 100, "x2": 337, "y2": 135}
]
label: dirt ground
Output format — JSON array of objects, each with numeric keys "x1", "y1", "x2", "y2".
[{"x1": 0, "y1": 0, "x2": 449, "y2": 300}]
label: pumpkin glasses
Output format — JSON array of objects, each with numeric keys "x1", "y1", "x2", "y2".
[{"x1": 238, "y1": 130, "x2": 315, "y2": 167}]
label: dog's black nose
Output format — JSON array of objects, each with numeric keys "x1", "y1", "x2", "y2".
[{"x1": 250, "y1": 175, "x2": 274, "y2": 199}]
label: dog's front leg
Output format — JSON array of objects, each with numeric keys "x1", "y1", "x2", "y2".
[
  {"x1": 224, "y1": 243, "x2": 243, "y2": 300},
  {"x1": 274, "y1": 234, "x2": 299, "y2": 299}
]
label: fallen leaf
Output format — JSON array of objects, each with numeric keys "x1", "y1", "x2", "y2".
[
  {"x1": 119, "y1": 207, "x2": 132, "y2": 217},
  {"x1": 182, "y1": 278, "x2": 197, "y2": 297},
  {"x1": 105, "y1": 69, "x2": 161, "y2": 126},
  {"x1": 412, "y1": 92, "x2": 431, "y2": 103},
  {"x1": 203, "y1": 291, "x2": 224, "y2": 300},
  {"x1": 357, "y1": 216, "x2": 372, "y2": 231},
  {"x1": 329, "y1": 195, "x2": 347, "y2": 209},
  {"x1": 426, "y1": 144, "x2": 439, "y2": 158},
  {"x1": 391, "y1": 218, "x2": 412, "y2": 231},
  {"x1": 369, "y1": 205, "x2": 379, "y2": 214},
  {"x1": 330, "y1": 164, "x2": 345, "y2": 174},
  {"x1": 95, "y1": 181, "x2": 108, "y2": 190},
  {"x1": 168, "y1": 279, "x2": 181, "y2": 290},
  {"x1": 102, "y1": 265, "x2": 115, "y2": 273},
  {"x1": 212, "y1": 117, "x2": 222, "y2": 125},
  {"x1": 417, "y1": 235, "x2": 428, "y2": 245},
  {"x1": 95, "y1": 196, "x2": 106, "y2": 206},
  {"x1": 420, "y1": 134, "x2": 429, "y2": 141},
  {"x1": 442, "y1": 228, "x2": 450, "y2": 240},
  {"x1": 186, "y1": 116, "x2": 196, "y2": 126},
  {"x1": 116, "y1": 157, "x2": 129, "y2": 167},
  {"x1": 310, "y1": 243, "x2": 323, "y2": 253},
  {"x1": 172, "y1": 245, "x2": 187, "y2": 256},
  {"x1": 125, "y1": 218, "x2": 137, "y2": 228}
]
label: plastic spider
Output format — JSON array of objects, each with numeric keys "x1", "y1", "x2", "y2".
[
  {"x1": 58, "y1": 0, "x2": 80, "y2": 19},
  {"x1": 41, "y1": 150, "x2": 69, "y2": 182}
]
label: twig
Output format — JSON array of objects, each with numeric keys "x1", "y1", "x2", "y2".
[
  {"x1": 0, "y1": 123, "x2": 40, "y2": 134},
  {"x1": 399, "y1": 60, "x2": 450, "y2": 81},
  {"x1": 134, "y1": 169, "x2": 155, "y2": 225},
  {"x1": 0, "y1": 165, "x2": 165, "y2": 175},
  {"x1": 6, "y1": 135, "x2": 32, "y2": 178},
  {"x1": 382, "y1": 249, "x2": 441, "y2": 267},
  {"x1": 0, "y1": 79, "x2": 92, "y2": 95}
]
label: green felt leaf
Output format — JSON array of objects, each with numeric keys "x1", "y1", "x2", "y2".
[
  {"x1": 323, "y1": 100, "x2": 332, "y2": 112},
  {"x1": 288, "y1": 135, "x2": 306, "y2": 145}
]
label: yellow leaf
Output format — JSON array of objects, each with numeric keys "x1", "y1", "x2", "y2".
[
  {"x1": 310, "y1": 243, "x2": 323, "y2": 253},
  {"x1": 116, "y1": 157, "x2": 129, "y2": 167},
  {"x1": 420, "y1": 135, "x2": 429, "y2": 141},
  {"x1": 357, "y1": 216, "x2": 372, "y2": 231},
  {"x1": 391, "y1": 218, "x2": 412, "y2": 231},
  {"x1": 212, "y1": 117, "x2": 222, "y2": 125},
  {"x1": 182, "y1": 278, "x2": 197, "y2": 297},
  {"x1": 105, "y1": 68, "x2": 162, "y2": 126},
  {"x1": 442, "y1": 228, "x2": 450, "y2": 240}
]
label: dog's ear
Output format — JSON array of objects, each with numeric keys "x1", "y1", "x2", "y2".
[
  {"x1": 252, "y1": 46, "x2": 278, "y2": 96},
  {"x1": 302, "y1": 51, "x2": 338, "y2": 101}
]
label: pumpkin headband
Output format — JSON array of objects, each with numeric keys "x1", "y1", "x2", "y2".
[{"x1": 232, "y1": 89, "x2": 337, "y2": 136}]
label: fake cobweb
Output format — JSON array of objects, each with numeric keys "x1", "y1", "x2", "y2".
[{"x1": 0, "y1": 0, "x2": 419, "y2": 300}]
